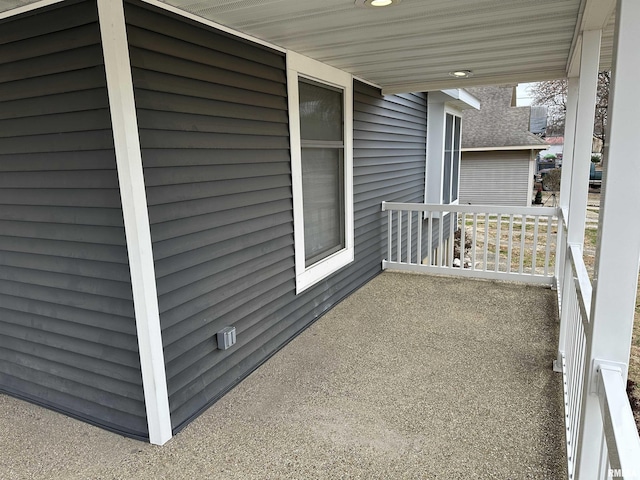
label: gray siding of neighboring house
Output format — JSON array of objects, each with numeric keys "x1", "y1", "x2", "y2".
[
  {"x1": 460, "y1": 151, "x2": 532, "y2": 206},
  {"x1": 0, "y1": 1, "x2": 147, "y2": 438},
  {"x1": 126, "y1": 0, "x2": 427, "y2": 432}
]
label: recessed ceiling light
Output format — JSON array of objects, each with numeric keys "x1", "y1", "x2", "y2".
[
  {"x1": 355, "y1": 0, "x2": 401, "y2": 8},
  {"x1": 449, "y1": 70, "x2": 473, "y2": 78}
]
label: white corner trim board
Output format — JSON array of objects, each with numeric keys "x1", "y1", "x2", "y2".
[{"x1": 97, "y1": 0, "x2": 172, "y2": 445}]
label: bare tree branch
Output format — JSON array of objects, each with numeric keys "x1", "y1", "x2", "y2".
[{"x1": 528, "y1": 73, "x2": 610, "y2": 144}]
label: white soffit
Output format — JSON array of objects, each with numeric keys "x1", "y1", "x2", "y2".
[
  {"x1": 0, "y1": 0, "x2": 617, "y2": 91},
  {"x1": 157, "y1": 0, "x2": 615, "y2": 92}
]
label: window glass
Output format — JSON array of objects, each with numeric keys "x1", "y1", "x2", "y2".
[
  {"x1": 299, "y1": 80, "x2": 343, "y2": 141},
  {"x1": 452, "y1": 116, "x2": 461, "y2": 202},
  {"x1": 443, "y1": 113, "x2": 454, "y2": 204},
  {"x1": 302, "y1": 148, "x2": 345, "y2": 266},
  {"x1": 299, "y1": 79, "x2": 345, "y2": 268}
]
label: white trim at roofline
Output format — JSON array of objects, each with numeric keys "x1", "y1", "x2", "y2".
[
  {"x1": 0, "y1": 0, "x2": 63, "y2": 19},
  {"x1": 97, "y1": 0, "x2": 172, "y2": 446},
  {"x1": 141, "y1": 0, "x2": 285, "y2": 53},
  {"x1": 382, "y1": 70, "x2": 567, "y2": 96},
  {"x1": 462, "y1": 145, "x2": 549, "y2": 152},
  {"x1": 140, "y1": 1, "x2": 383, "y2": 91},
  {"x1": 0, "y1": 0, "x2": 399, "y2": 95},
  {"x1": 353, "y1": 75, "x2": 382, "y2": 90},
  {"x1": 138, "y1": 2, "x2": 387, "y2": 93},
  {"x1": 440, "y1": 89, "x2": 481, "y2": 110},
  {"x1": 0, "y1": 0, "x2": 386, "y2": 93},
  {"x1": 428, "y1": 89, "x2": 480, "y2": 110}
]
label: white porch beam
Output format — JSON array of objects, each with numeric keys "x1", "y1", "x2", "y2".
[
  {"x1": 567, "y1": 0, "x2": 616, "y2": 77},
  {"x1": 580, "y1": 0, "x2": 616, "y2": 31},
  {"x1": 97, "y1": 0, "x2": 172, "y2": 445},
  {"x1": 575, "y1": 0, "x2": 640, "y2": 475}
]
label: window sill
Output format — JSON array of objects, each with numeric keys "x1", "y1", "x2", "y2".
[{"x1": 295, "y1": 247, "x2": 354, "y2": 294}]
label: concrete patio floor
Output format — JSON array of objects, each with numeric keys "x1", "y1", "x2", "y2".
[{"x1": 1, "y1": 272, "x2": 566, "y2": 479}]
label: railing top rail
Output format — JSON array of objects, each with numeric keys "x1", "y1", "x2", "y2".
[
  {"x1": 598, "y1": 366, "x2": 640, "y2": 472},
  {"x1": 560, "y1": 207, "x2": 569, "y2": 228},
  {"x1": 568, "y1": 243, "x2": 592, "y2": 324},
  {"x1": 381, "y1": 201, "x2": 559, "y2": 216}
]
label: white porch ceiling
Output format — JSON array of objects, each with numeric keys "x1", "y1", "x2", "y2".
[{"x1": 0, "y1": 0, "x2": 616, "y2": 93}]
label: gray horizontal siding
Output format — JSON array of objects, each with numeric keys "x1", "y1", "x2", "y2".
[
  {"x1": 356, "y1": 90, "x2": 427, "y2": 265},
  {"x1": 125, "y1": 1, "x2": 291, "y2": 431},
  {"x1": 460, "y1": 151, "x2": 532, "y2": 206},
  {"x1": 0, "y1": 0, "x2": 146, "y2": 439},
  {"x1": 127, "y1": 1, "x2": 427, "y2": 432}
]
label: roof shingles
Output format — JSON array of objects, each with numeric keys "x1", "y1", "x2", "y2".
[{"x1": 461, "y1": 86, "x2": 547, "y2": 149}]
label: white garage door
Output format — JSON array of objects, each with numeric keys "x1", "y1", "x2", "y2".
[{"x1": 459, "y1": 151, "x2": 532, "y2": 206}]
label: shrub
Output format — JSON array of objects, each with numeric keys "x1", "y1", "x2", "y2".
[{"x1": 542, "y1": 168, "x2": 562, "y2": 191}]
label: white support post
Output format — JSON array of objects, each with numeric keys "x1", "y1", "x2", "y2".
[
  {"x1": 97, "y1": 0, "x2": 172, "y2": 445},
  {"x1": 554, "y1": 77, "x2": 578, "y2": 305},
  {"x1": 554, "y1": 78, "x2": 578, "y2": 302},
  {"x1": 555, "y1": 32, "x2": 600, "y2": 372},
  {"x1": 565, "y1": 29, "x2": 601, "y2": 249},
  {"x1": 558, "y1": 77, "x2": 580, "y2": 216},
  {"x1": 575, "y1": 0, "x2": 640, "y2": 475}
]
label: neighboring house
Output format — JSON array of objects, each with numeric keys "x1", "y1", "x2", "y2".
[
  {"x1": 459, "y1": 86, "x2": 548, "y2": 206},
  {"x1": 538, "y1": 135, "x2": 602, "y2": 169},
  {"x1": 540, "y1": 135, "x2": 565, "y2": 158},
  {"x1": 0, "y1": 0, "x2": 477, "y2": 443}
]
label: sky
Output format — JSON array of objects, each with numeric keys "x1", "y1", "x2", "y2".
[{"x1": 516, "y1": 82, "x2": 535, "y2": 106}]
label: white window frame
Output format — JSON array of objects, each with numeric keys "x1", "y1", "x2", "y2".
[
  {"x1": 287, "y1": 51, "x2": 354, "y2": 294},
  {"x1": 442, "y1": 106, "x2": 462, "y2": 206},
  {"x1": 425, "y1": 101, "x2": 463, "y2": 208}
]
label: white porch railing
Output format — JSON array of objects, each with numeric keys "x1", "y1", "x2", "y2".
[
  {"x1": 381, "y1": 202, "x2": 559, "y2": 285},
  {"x1": 555, "y1": 211, "x2": 640, "y2": 480},
  {"x1": 559, "y1": 241, "x2": 592, "y2": 479},
  {"x1": 382, "y1": 202, "x2": 640, "y2": 479}
]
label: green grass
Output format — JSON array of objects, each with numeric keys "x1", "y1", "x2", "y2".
[{"x1": 584, "y1": 227, "x2": 598, "y2": 248}]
